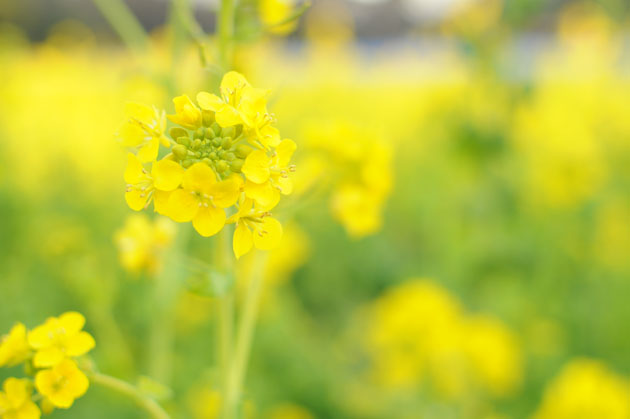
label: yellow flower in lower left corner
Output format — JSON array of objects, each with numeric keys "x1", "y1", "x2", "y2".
[
  {"x1": 27, "y1": 312, "x2": 95, "y2": 368},
  {"x1": 35, "y1": 360, "x2": 89, "y2": 409},
  {"x1": 0, "y1": 323, "x2": 31, "y2": 368},
  {"x1": 0, "y1": 378, "x2": 41, "y2": 419}
]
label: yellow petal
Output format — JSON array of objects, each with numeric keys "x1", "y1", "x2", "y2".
[
  {"x1": 233, "y1": 224, "x2": 253, "y2": 259},
  {"x1": 124, "y1": 102, "x2": 155, "y2": 124},
  {"x1": 275, "y1": 174, "x2": 293, "y2": 195},
  {"x1": 58, "y1": 312, "x2": 85, "y2": 334},
  {"x1": 276, "y1": 139, "x2": 297, "y2": 167},
  {"x1": 125, "y1": 190, "x2": 149, "y2": 211},
  {"x1": 65, "y1": 332, "x2": 95, "y2": 357},
  {"x1": 211, "y1": 177, "x2": 242, "y2": 208},
  {"x1": 118, "y1": 121, "x2": 146, "y2": 147},
  {"x1": 196, "y1": 92, "x2": 224, "y2": 111},
  {"x1": 242, "y1": 150, "x2": 271, "y2": 183},
  {"x1": 124, "y1": 153, "x2": 146, "y2": 184},
  {"x1": 258, "y1": 125, "x2": 281, "y2": 147},
  {"x1": 151, "y1": 159, "x2": 184, "y2": 191},
  {"x1": 3, "y1": 377, "x2": 29, "y2": 406},
  {"x1": 253, "y1": 217, "x2": 283, "y2": 250},
  {"x1": 153, "y1": 190, "x2": 172, "y2": 216},
  {"x1": 183, "y1": 163, "x2": 217, "y2": 193},
  {"x1": 167, "y1": 189, "x2": 199, "y2": 222},
  {"x1": 215, "y1": 104, "x2": 242, "y2": 127},
  {"x1": 244, "y1": 180, "x2": 280, "y2": 210},
  {"x1": 137, "y1": 137, "x2": 160, "y2": 163},
  {"x1": 33, "y1": 347, "x2": 65, "y2": 368},
  {"x1": 168, "y1": 95, "x2": 201, "y2": 129},
  {"x1": 192, "y1": 206, "x2": 226, "y2": 237},
  {"x1": 221, "y1": 71, "x2": 249, "y2": 94}
]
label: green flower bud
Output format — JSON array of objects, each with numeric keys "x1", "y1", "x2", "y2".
[
  {"x1": 225, "y1": 152, "x2": 236, "y2": 161},
  {"x1": 205, "y1": 127, "x2": 216, "y2": 139},
  {"x1": 230, "y1": 159, "x2": 244, "y2": 172},
  {"x1": 218, "y1": 150, "x2": 227, "y2": 159},
  {"x1": 194, "y1": 128, "x2": 205, "y2": 139},
  {"x1": 216, "y1": 161, "x2": 229, "y2": 173},
  {"x1": 221, "y1": 126, "x2": 236, "y2": 138},
  {"x1": 236, "y1": 145, "x2": 253, "y2": 158},
  {"x1": 177, "y1": 136, "x2": 191, "y2": 146},
  {"x1": 211, "y1": 122, "x2": 221, "y2": 137},
  {"x1": 182, "y1": 159, "x2": 194, "y2": 168},
  {"x1": 195, "y1": 151, "x2": 202, "y2": 158},
  {"x1": 202, "y1": 110, "x2": 215, "y2": 126},
  {"x1": 202, "y1": 158, "x2": 213, "y2": 166},
  {"x1": 209, "y1": 152, "x2": 218, "y2": 160},
  {"x1": 172, "y1": 144, "x2": 188, "y2": 160},
  {"x1": 170, "y1": 127, "x2": 188, "y2": 140},
  {"x1": 192, "y1": 138, "x2": 202, "y2": 150},
  {"x1": 212, "y1": 138, "x2": 222, "y2": 147},
  {"x1": 221, "y1": 137, "x2": 233, "y2": 149}
]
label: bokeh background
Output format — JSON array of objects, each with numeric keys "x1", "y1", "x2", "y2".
[{"x1": 1, "y1": 0, "x2": 630, "y2": 418}]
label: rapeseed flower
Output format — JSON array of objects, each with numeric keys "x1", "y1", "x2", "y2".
[
  {"x1": 0, "y1": 378, "x2": 40, "y2": 419},
  {"x1": 117, "y1": 102, "x2": 169, "y2": 163},
  {"x1": 0, "y1": 323, "x2": 31, "y2": 368},
  {"x1": 35, "y1": 359, "x2": 89, "y2": 409},
  {"x1": 27, "y1": 312, "x2": 95, "y2": 368}
]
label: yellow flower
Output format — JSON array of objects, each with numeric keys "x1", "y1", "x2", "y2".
[
  {"x1": 242, "y1": 139, "x2": 296, "y2": 210},
  {"x1": 167, "y1": 94, "x2": 202, "y2": 129},
  {"x1": 167, "y1": 163, "x2": 241, "y2": 237},
  {"x1": 35, "y1": 359, "x2": 89, "y2": 409},
  {"x1": 197, "y1": 72, "x2": 280, "y2": 148},
  {"x1": 0, "y1": 323, "x2": 31, "y2": 368},
  {"x1": 331, "y1": 184, "x2": 384, "y2": 238},
  {"x1": 228, "y1": 197, "x2": 283, "y2": 258},
  {"x1": 259, "y1": 0, "x2": 299, "y2": 36},
  {"x1": 27, "y1": 312, "x2": 95, "y2": 368},
  {"x1": 117, "y1": 102, "x2": 168, "y2": 163},
  {"x1": 0, "y1": 378, "x2": 41, "y2": 419},
  {"x1": 114, "y1": 215, "x2": 176, "y2": 275},
  {"x1": 124, "y1": 153, "x2": 184, "y2": 213},
  {"x1": 533, "y1": 358, "x2": 630, "y2": 419}
]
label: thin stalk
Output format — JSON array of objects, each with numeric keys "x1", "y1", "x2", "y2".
[
  {"x1": 224, "y1": 251, "x2": 267, "y2": 418},
  {"x1": 91, "y1": 0, "x2": 148, "y2": 54},
  {"x1": 217, "y1": 0, "x2": 235, "y2": 71},
  {"x1": 90, "y1": 372, "x2": 170, "y2": 419},
  {"x1": 216, "y1": 227, "x2": 234, "y2": 418}
]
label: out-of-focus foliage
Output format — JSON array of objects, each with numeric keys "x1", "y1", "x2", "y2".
[{"x1": 2, "y1": 0, "x2": 630, "y2": 418}]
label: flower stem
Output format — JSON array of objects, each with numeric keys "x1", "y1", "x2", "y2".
[
  {"x1": 90, "y1": 372, "x2": 170, "y2": 419},
  {"x1": 224, "y1": 251, "x2": 267, "y2": 419},
  {"x1": 91, "y1": 0, "x2": 148, "y2": 55},
  {"x1": 217, "y1": 0, "x2": 235, "y2": 71}
]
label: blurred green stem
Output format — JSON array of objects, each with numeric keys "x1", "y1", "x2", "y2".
[
  {"x1": 224, "y1": 251, "x2": 267, "y2": 419},
  {"x1": 91, "y1": 0, "x2": 148, "y2": 54},
  {"x1": 216, "y1": 228, "x2": 234, "y2": 418},
  {"x1": 90, "y1": 372, "x2": 170, "y2": 419},
  {"x1": 217, "y1": 0, "x2": 235, "y2": 70}
]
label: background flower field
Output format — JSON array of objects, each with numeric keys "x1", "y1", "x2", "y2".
[{"x1": 1, "y1": 0, "x2": 630, "y2": 418}]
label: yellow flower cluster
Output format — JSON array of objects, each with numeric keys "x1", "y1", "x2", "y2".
[
  {"x1": 365, "y1": 279, "x2": 522, "y2": 399},
  {"x1": 114, "y1": 214, "x2": 176, "y2": 275},
  {"x1": 302, "y1": 122, "x2": 392, "y2": 238},
  {"x1": 533, "y1": 358, "x2": 630, "y2": 419},
  {"x1": 119, "y1": 72, "x2": 296, "y2": 258},
  {"x1": 0, "y1": 312, "x2": 94, "y2": 418}
]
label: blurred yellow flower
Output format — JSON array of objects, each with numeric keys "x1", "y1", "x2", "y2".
[
  {"x1": 35, "y1": 359, "x2": 89, "y2": 409},
  {"x1": 533, "y1": 358, "x2": 630, "y2": 419},
  {"x1": 168, "y1": 94, "x2": 202, "y2": 130},
  {"x1": 114, "y1": 214, "x2": 176, "y2": 275},
  {"x1": 27, "y1": 312, "x2": 95, "y2": 368},
  {"x1": 124, "y1": 153, "x2": 183, "y2": 213},
  {"x1": 259, "y1": 0, "x2": 299, "y2": 35},
  {"x1": 0, "y1": 323, "x2": 30, "y2": 368},
  {"x1": 117, "y1": 102, "x2": 168, "y2": 163},
  {"x1": 0, "y1": 377, "x2": 40, "y2": 419},
  {"x1": 229, "y1": 197, "x2": 283, "y2": 258}
]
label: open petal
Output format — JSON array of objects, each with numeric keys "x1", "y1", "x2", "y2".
[
  {"x1": 125, "y1": 190, "x2": 149, "y2": 211},
  {"x1": 59, "y1": 312, "x2": 85, "y2": 334},
  {"x1": 153, "y1": 190, "x2": 172, "y2": 216},
  {"x1": 215, "y1": 104, "x2": 242, "y2": 127},
  {"x1": 196, "y1": 92, "x2": 223, "y2": 111},
  {"x1": 244, "y1": 180, "x2": 280, "y2": 210},
  {"x1": 65, "y1": 332, "x2": 95, "y2": 357},
  {"x1": 124, "y1": 102, "x2": 155, "y2": 124},
  {"x1": 137, "y1": 137, "x2": 160, "y2": 163},
  {"x1": 167, "y1": 189, "x2": 199, "y2": 222},
  {"x1": 183, "y1": 163, "x2": 217, "y2": 193},
  {"x1": 276, "y1": 139, "x2": 297, "y2": 167},
  {"x1": 233, "y1": 223, "x2": 253, "y2": 259},
  {"x1": 211, "y1": 177, "x2": 242, "y2": 208},
  {"x1": 253, "y1": 217, "x2": 283, "y2": 250},
  {"x1": 124, "y1": 153, "x2": 146, "y2": 184},
  {"x1": 118, "y1": 121, "x2": 146, "y2": 147},
  {"x1": 242, "y1": 150, "x2": 271, "y2": 184},
  {"x1": 152, "y1": 159, "x2": 184, "y2": 191},
  {"x1": 33, "y1": 347, "x2": 65, "y2": 368},
  {"x1": 192, "y1": 206, "x2": 226, "y2": 237},
  {"x1": 221, "y1": 71, "x2": 249, "y2": 95}
]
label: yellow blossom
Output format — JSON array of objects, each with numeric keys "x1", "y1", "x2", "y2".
[
  {"x1": 35, "y1": 359, "x2": 89, "y2": 409},
  {"x1": 124, "y1": 153, "x2": 183, "y2": 213},
  {"x1": 117, "y1": 102, "x2": 169, "y2": 163},
  {"x1": 114, "y1": 215, "x2": 176, "y2": 274},
  {"x1": 0, "y1": 323, "x2": 31, "y2": 368},
  {"x1": 167, "y1": 163, "x2": 241, "y2": 237},
  {"x1": 27, "y1": 312, "x2": 95, "y2": 368},
  {"x1": 168, "y1": 94, "x2": 202, "y2": 129},
  {"x1": 259, "y1": 0, "x2": 299, "y2": 36},
  {"x1": 228, "y1": 197, "x2": 283, "y2": 258},
  {"x1": 0, "y1": 378, "x2": 40, "y2": 419}
]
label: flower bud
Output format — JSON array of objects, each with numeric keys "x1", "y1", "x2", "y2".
[
  {"x1": 170, "y1": 127, "x2": 188, "y2": 139},
  {"x1": 205, "y1": 127, "x2": 216, "y2": 139},
  {"x1": 177, "y1": 136, "x2": 191, "y2": 146},
  {"x1": 230, "y1": 159, "x2": 244, "y2": 172},
  {"x1": 194, "y1": 128, "x2": 205, "y2": 139},
  {"x1": 216, "y1": 161, "x2": 229, "y2": 173},
  {"x1": 211, "y1": 122, "x2": 221, "y2": 137},
  {"x1": 221, "y1": 126, "x2": 236, "y2": 138},
  {"x1": 212, "y1": 138, "x2": 222, "y2": 147},
  {"x1": 192, "y1": 138, "x2": 202, "y2": 150},
  {"x1": 225, "y1": 152, "x2": 236, "y2": 161},
  {"x1": 172, "y1": 144, "x2": 188, "y2": 160},
  {"x1": 209, "y1": 151, "x2": 218, "y2": 160},
  {"x1": 221, "y1": 137, "x2": 233, "y2": 149},
  {"x1": 236, "y1": 145, "x2": 253, "y2": 158},
  {"x1": 202, "y1": 158, "x2": 213, "y2": 166},
  {"x1": 182, "y1": 159, "x2": 194, "y2": 168},
  {"x1": 202, "y1": 110, "x2": 215, "y2": 126}
]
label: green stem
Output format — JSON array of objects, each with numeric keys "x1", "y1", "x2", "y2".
[
  {"x1": 217, "y1": 0, "x2": 235, "y2": 71},
  {"x1": 224, "y1": 251, "x2": 267, "y2": 419},
  {"x1": 90, "y1": 372, "x2": 170, "y2": 419},
  {"x1": 216, "y1": 227, "x2": 234, "y2": 418},
  {"x1": 91, "y1": 0, "x2": 148, "y2": 54}
]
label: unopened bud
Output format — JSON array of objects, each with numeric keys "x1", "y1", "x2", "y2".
[
  {"x1": 211, "y1": 122, "x2": 221, "y2": 137},
  {"x1": 221, "y1": 126, "x2": 236, "y2": 138},
  {"x1": 192, "y1": 139, "x2": 202, "y2": 150},
  {"x1": 170, "y1": 127, "x2": 187, "y2": 139},
  {"x1": 209, "y1": 152, "x2": 218, "y2": 160},
  {"x1": 230, "y1": 159, "x2": 244, "y2": 172},
  {"x1": 236, "y1": 145, "x2": 253, "y2": 158},
  {"x1": 202, "y1": 110, "x2": 215, "y2": 127},
  {"x1": 225, "y1": 152, "x2": 236, "y2": 161},
  {"x1": 205, "y1": 127, "x2": 216, "y2": 139},
  {"x1": 172, "y1": 144, "x2": 188, "y2": 160},
  {"x1": 202, "y1": 158, "x2": 213, "y2": 166},
  {"x1": 216, "y1": 160, "x2": 229, "y2": 173},
  {"x1": 221, "y1": 137, "x2": 233, "y2": 149},
  {"x1": 177, "y1": 136, "x2": 190, "y2": 146},
  {"x1": 182, "y1": 159, "x2": 194, "y2": 168},
  {"x1": 194, "y1": 128, "x2": 204, "y2": 139}
]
